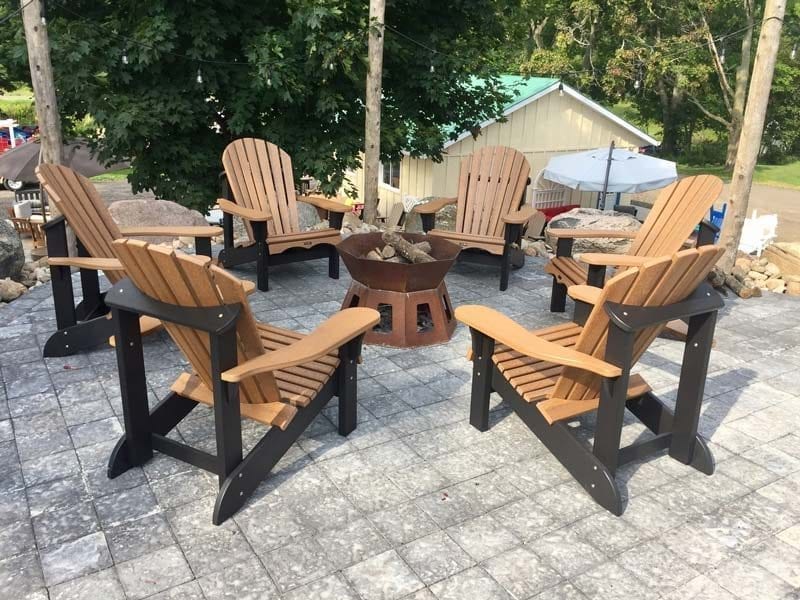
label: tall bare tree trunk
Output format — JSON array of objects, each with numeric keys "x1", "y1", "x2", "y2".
[
  {"x1": 718, "y1": 0, "x2": 786, "y2": 272},
  {"x1": 21, "y1": 0, "x2": 62, "y2": 168},
  {"x1": 363, "y1": 0, "x2": 385, "y2": 225},
  {"x1": 724, "y1": 0, "x2": 756, "y2": 169}
]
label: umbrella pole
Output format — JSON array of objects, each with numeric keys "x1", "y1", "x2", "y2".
[{"x1": 600, "y1": 140, "x2": 615, "y2": 210}]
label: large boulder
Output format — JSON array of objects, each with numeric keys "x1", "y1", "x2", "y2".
[
  {"x1": 404, "y1": 199, "x2": 457, "y2": 233},
  {"x1": 0, "y1": 219, "x2": 25, "y2": 279},
  {"x1": 545, "y1": 208, "x2": 641, "y2": 254},
  {"x1": 297, "y1": 201, "x2": 322, "y2": 230},
  {"x1": 108, "y1": 199, "x2": 211, "y2": 244}
]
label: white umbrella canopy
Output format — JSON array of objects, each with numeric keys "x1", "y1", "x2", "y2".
[{"x1": 542, "y1": 147, "x2": 678, "y2": 194}]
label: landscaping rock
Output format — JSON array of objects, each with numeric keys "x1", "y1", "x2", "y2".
[
  {"x1": 298, "y1": 201, "x2": 322, "y2": 230},
  {"x1": 734, "y1": 257, "x2": 752, "y2": 271},
  {"x1": 341, "y1": 212, "x2": 380, "y2": 238},
  {"x1": 404, "y1": 201, "x2": 457, "y2": 233},
  {"x1": 545, "y1": 208, "x2": 641, "y2": 254},
  {"x1": 522, "y1": 239, "x2": 550, "y2": 257},
  {"x1": 765, "y1": 277, "x2": 784, "y2": 290},
  {"x1": 764, "y1": 262, "x2": 781, "y2": 277},
  {"x1": 0, "y1": 278, "x2": 27, "y2": 302},
  {"x1": 108, "y1": 199, "x2": 209, "y2": 244},
  {"x1": 0, "y1": 219, "x2": 25, "y2": 279}
]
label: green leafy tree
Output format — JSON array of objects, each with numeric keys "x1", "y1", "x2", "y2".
[
  {"x1": 509, "y1": 0, "x2": 778, "y2": 165},
  {"x1": 1, "y1": 0, "x2": 510, "y2": 211}
]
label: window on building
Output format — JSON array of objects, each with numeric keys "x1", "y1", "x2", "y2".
[{"x1": 381, "y1": 161, "x2": 400, "y2": 189}]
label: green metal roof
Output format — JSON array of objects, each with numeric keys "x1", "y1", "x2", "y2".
[{"x1": 496, "y1": 75, "x2": 559, "y2": 111}]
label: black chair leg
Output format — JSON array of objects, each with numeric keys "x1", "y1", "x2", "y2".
[
  {"x1": 252, "y1": 222, "x2": 269, "y2": 292},
  {"x1": 328, "y1": 245, "x2": 340, "y2": 279},
  {"x1": 550, "y1": 277, "x2": 567, "y2": 312},
  {"x1": 337, "y1": 336, "x2": 363, "y2": 436},
  {"x1": 500, "y1": 246, "x2": 511, "y2": 291},
  {"x1": 468, "y1": 330, "x2": 495, "y2": 432}
]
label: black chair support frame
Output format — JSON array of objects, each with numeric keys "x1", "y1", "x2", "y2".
[{"x1": 467, "y1": 282, "x2": 723, "y2": 515}]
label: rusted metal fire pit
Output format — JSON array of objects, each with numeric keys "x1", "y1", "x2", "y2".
[{"x1": 338, "y1": 233, "x2": 460, "y2": 347}]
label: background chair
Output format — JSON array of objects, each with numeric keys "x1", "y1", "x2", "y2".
[
  {"x1": 36, "y1": 164, "x2": 222, "y2": 356},
  {"x1": 218, "y1": 138, "x2": 349, "y2": 291},
  {"x1": 545, "y1": 174, "x2": 723, "y2": 312},
  {"x1": 411, "y1": 146, "x2": 535, "y2": 291}
]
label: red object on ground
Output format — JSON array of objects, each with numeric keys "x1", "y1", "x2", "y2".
[{"x1": 539, "y1": 204, "x2": 580, "y2": 221}]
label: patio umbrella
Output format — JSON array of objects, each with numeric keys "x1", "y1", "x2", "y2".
[
  {"x1": 542, "y1": 144, "x2": 677, "y2": 195},
  {"x1": 0, "y1": 139, "x2": 127, "y2": 183}
]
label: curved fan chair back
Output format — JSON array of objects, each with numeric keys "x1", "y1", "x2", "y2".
[
  {"x1": 222, "y1": 138, "x2": 300, "y2": 237},
  {"x1": 36, "y1": 164, "x2": 124, "y2": 283},
  {"x1": 629, "y1": 174, "x2": 724, "y2": 257},
  {"x1": 113, "y1": 239, "x2": 283, "y2": 405},
  {"x1": 455, "y1": 146, "x2": 531, "y2": 238},
  {"x1": 543, "y1": 245, "x2": 724, "y2": 419}
]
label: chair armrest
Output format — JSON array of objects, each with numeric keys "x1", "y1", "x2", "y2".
[
  {"x1": 48, "y1": 256, "x2": 125, "y2": 271},
  {"x1": 503, "y1": 205, "x2": 537, "y2": 225},
  {"x1": 120, "y1": 226, "x2": 223, "y2": 239},
  {"x1": 222, "y1": 307, "x2": 380, "y2": 383},
  {"x1": 217, "y1": 199, "x2": 272, "y2": 222},
  {"x1": 568, "y1": 284, "x2": 603, "y2": 305},
  {"x1": 578, "y1": 253, "x2": 650, "y2": 268},
  {"x1": 412, "y1": 197, "x2": 458, "y2": 215},
  {"x1": 548, "y1": 229, "x2": 639, "y2": 240},
  {"x1": 299, "y1": 194, "x2": 350, "y2": 213},
  {"x1": 455, "y1": 305, "x2": 621, "y2": 378}
]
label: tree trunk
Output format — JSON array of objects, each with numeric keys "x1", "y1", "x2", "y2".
[
  {"x1": 718, "y1": 0, "x2": 786, "y2": 272},
  {"x1": 724, "y1": 0, "x2": 756, "y2": 169},
  {"x1": 363, "y1": 0, "x2": 386, "y2": 225},
  {"x1": 657, "y1": 78, "x2": 683, "y2": 156},
  {"x1": 21, "y1": 0, "x2": 62, "y2": 168}
]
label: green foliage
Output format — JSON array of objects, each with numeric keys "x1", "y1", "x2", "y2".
[
  {"x1": 1, "y1": 0, "x2": 511, "y2": 212},
  {"x1": 500, "y1": 0, "x2": 800, "y2": 167},
  {"x1": 0, "y1": 97, "x2": 35, "y2": 124}
]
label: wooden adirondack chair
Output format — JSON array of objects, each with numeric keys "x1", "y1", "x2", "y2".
[
  {"x1": 217, "y1": 138, "x2": 349, "y2": 292},
  {"x1": 36, "y1": 164, "x2": 223, "y2": 357},
  {"x1": 411, "y1": 146, "x2": 536, "y2": 291},
  {"x1": 105, "y1": 239, "x2": 379, "y2": 524},
  {"x1": 545, "y1": 175, "x2": 723, "y2": 312},
  {"x1": 457, "y1": 245, "x2": 724, "y2": 515}
]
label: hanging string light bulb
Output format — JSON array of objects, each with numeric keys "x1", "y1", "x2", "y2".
[
  {"x1": 792, "y1": 44, "x2": 797, "y2": 61},
  {"x1": 634, "y1": 78, "x2": 640, "y2": 90},
  {"x1": 40, "y1": 0, "x2": 46, "y2": 25},
  {"x1": 121, "y1": 49, "x2": 129, "y2": 65},
  {"x1": 558, "y1": 81, "x2": 564, "y2": 97},
  {"x1": 430, "y1": 63, "x2": 435, "y2": 73},
  {"x1": 196, "y1": 68, "x2": 203, "y2": 85},
  {"x1": 720, "y1": 45, "x2": 726, "y2": 65}
]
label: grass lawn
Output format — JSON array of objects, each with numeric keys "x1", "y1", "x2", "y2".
[
  {"x1": 90, "y1": 167, "x2": 131, "y2": 182},
  {"x1": 679, "y1": 159, "x2": 800, "y2": 190}
]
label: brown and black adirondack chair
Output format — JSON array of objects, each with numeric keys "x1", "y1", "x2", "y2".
[
  {"x1": 217, "y1": 138, "x2": 349, "y2": 291},
  {"x1": 457, "y1": 245, "x2": 724, "y2": 515},
  {"x1": 545, "y1": 174, "x2": 723, "y2": 313},
  {"x1": 36, "y1": 164, "x2": 223, "y2": 357},
  {"x1": 411, "y1": 146, "x2": 535, "y2": 291},
  {"x1": 105, "y1": 239, "x2": 379, "y2": 524}
]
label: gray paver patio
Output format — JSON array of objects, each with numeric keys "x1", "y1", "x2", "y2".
[{"x1": 2, "y1": 253, "x2": 800, "y2": 599}]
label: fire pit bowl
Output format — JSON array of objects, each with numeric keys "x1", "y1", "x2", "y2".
[
  {"x1": 337, "y1": 232, "x2": 460, "y2": 347},
  {"x1": 337, "y1": 232, "x2": 460, "y2": 293}
]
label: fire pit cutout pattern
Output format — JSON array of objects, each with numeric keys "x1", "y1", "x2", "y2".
[{"x1": 338, "y1": 233, "x2": 459, "y2": 347}]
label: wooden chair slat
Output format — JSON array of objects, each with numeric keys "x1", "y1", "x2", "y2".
[{"x1": 472, "y1": 146, "x2": 506, "y2": 235}]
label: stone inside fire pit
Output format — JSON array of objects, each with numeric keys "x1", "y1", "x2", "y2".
[{"x1": 338, "y1": 232, "x2": 460, "y2": 347}]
